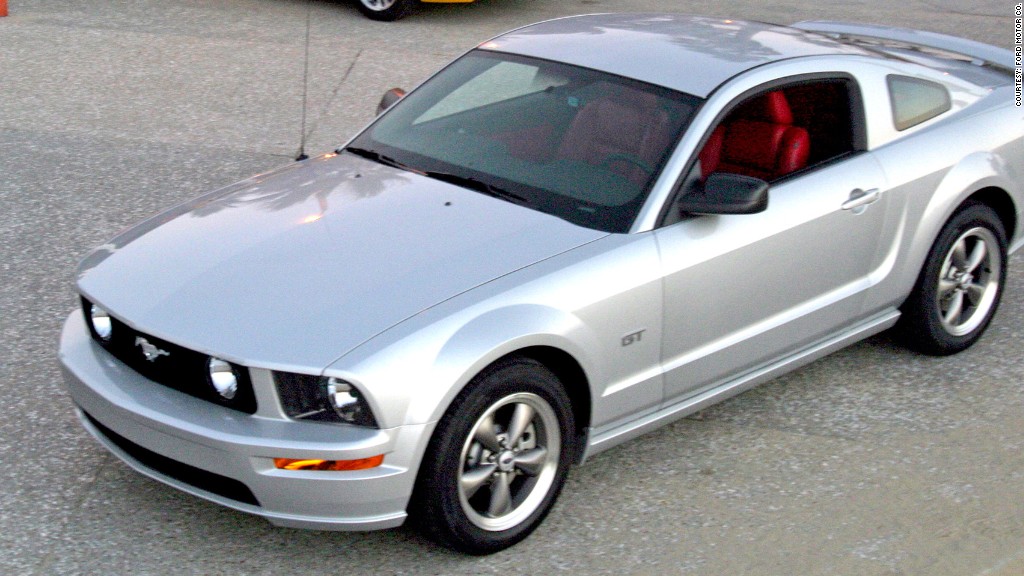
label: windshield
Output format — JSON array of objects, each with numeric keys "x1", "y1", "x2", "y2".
[{"x1": 347, "y1": 50, "x2": 701, "y2": 233}]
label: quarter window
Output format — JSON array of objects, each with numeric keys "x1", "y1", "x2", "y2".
[{"x1": 887, "y1": 75, "x2": 951, "y2": 131}]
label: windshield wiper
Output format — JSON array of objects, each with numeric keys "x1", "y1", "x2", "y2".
[
  {"x1": 346, "y1": 148, "x2": 533, "y2": 208},
  {"x1": 344, "y1": 146, "x2": 417, "y2": 172},
  {"x1": 424, "y1": 171, "x2": 533, "y2": 208}
]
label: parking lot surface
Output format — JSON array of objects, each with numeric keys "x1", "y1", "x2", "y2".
[{"x1": 1, "y1": 1, "x2": 1021, "y2": 574}]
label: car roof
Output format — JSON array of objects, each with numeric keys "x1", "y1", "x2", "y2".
[{"x1": 483, "y1": 14, "x2": 877, "y2": 97}]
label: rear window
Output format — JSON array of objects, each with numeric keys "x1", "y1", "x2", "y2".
[{"x1": 887, "y1": 75, "x2": 951, "y2": 131}]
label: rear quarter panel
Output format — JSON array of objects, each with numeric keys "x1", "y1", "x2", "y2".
[{"x1": 863, "y1": 83, "x2": 1024, "y2": 314}]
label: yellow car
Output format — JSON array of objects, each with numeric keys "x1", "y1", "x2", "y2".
[{"x1": 357, "y1": 0, "x2": 473, "y2": 21}]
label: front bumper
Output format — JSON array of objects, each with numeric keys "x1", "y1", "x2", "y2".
[{"x1": 59, "y1": 311, "x2": 430, "y2": 531}]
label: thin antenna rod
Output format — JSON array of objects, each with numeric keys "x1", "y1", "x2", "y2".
[{"x1": 296, "y1": 6, "x2": 312, "y2": 161}]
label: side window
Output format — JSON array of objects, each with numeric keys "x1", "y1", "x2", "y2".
[
  {"x1": 694, "y1": 78, "x2": 860, "y2": 185},
  {"x1": 664, "y1": 78, "x2": 863, "y2": 226},
  {"x1": 887, "y1": 75, "x2": 951, "y2": 131}
]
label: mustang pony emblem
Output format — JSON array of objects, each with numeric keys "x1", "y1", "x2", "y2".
[{"x1": 134, "y1": 336, "x2": 170, "y2": 362}]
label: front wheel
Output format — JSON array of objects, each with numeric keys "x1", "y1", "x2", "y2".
[
  {"x1": 898, "y1": 201, "x2": 1007, "y2": 355},
  {"x1": 412, "y1": 358, "x2": 576, "y2": 554},
  {"x1": 356, "y1": 0, "x2": 414, "y2": 21}
]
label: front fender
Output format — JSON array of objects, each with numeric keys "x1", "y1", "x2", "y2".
[
  {"x1": 326, "y1": 302, "x2": 599, "y2": 430},
  {"x1": 421, "y1": 304, "x2": 600, "y2": 423}
]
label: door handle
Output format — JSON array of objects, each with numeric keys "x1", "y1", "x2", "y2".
[{"x1": 842, "y1": 188, "x2": 880, "y2": 211}]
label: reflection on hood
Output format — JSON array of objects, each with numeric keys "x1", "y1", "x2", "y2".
[{"x1": 78, "y1": 154, "x2": 606, "y2": 370}]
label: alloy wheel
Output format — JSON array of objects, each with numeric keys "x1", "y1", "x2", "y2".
[
  {"x1": 457, "y1": 392, "x2": 560, "y2": 532},
  {"x1": 936, "y1": 226, "x2": 1001, "y2": 336}
]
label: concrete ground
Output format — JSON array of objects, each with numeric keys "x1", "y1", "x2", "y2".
[{"x1": 1, "y1": 0, "x2": 1021, "y2": 574}]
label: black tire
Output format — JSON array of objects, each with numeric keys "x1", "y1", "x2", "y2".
[
  {"x1": 897, "y1": 201, "x2": 1007, "y2": 355},
  {"x1": 356, "y1": 0, "x2": 414, "y2": 21},
  {"x1": 411, "y1": 357, "x2": 576, "y2": 554}
]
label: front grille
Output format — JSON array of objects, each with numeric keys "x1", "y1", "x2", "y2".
[
  {"x1": 84, "y1": 411, "x2": 261, "y2": 507},
  {"x1": 82, "y1": 297, "x2": 256, "y2": 414}
]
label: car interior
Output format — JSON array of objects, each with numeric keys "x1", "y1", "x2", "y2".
[
  {"x1": 697, "y1": 91, "x2": 811, "y2": 182},
  {"x1": 696, "y1": 80, "x2": 859, "y2": 184}
]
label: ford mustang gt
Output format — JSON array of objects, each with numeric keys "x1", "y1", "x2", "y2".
[{"x1": 60, "y1": 14, "x2": 1023, "y2": 554}]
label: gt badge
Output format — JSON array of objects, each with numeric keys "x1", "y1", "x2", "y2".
[{"x1": 621, "y1": 330, "x2": 645, "y2": 347}]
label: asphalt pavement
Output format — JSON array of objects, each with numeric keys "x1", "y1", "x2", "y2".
[{"x1": 1, "y1": 0, "x2": 1022, "y2": 574}]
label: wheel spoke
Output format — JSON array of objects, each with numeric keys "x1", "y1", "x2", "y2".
[
  {"x1": 951, "y1": 239, "x2": 969, "y2": 270},
  {"x1": 487, "y1": 472, "x2": 513, "y2": 517},
  {"x1": 943, "y1": 290, "x2": 964, "y2": 326},
  {"x1": 965, "y1": 282, "x2": 987, "y2": 306},
  {"x1": 460, "y1": 464, "x2": 497, "y2": 500},
  {"x1": 506, "y1": 403, "x2": 535, "y2": 448},
  {"x1": 473, "y1": 413, "x2": 503, "y2": 453},
  {"x1": 964, "y1": 239, "x2": 987, "y2": 274},
  {"x1": 938, "y1": 277, "x2": 958, "y2": 297},
  {"x1": 513, "y1": 446, "x2": 548, "y2": 477}
]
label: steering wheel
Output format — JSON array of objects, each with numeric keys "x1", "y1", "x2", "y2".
[{"x1": 600, "y1": 153, "x2": 654, "y2": 177}]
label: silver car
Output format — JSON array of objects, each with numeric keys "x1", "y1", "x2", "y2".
[{"x1": 60, "y1": 14, "x2": 1023, "y2": 554}]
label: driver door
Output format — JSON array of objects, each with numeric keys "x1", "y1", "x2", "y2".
[{"x1": 655, "y1": 80, "x2": 891, "y2": 402}]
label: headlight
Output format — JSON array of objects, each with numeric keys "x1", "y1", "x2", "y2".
[
  {"x1": 325, "y1": 378, "x2": 371, "y2": 424},
  {"x1": 207, "y1": 357, "x2": 239, "y2": 400},
  {"x1": 85, "y1": 301, "x2": 113, "y2": 342},
  {"x1": 275, "y1": 372, "x2": 378, "y2": 428}
]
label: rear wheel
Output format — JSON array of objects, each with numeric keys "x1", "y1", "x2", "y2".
[
  {"x1": 412, "y1": 358, "x2": 575, "y2": 554},
  {"x1": 898, "y1": 201, "x2": 1007, "y2": 355},
  {"x1": 356, "y1": 0, "x2": 414, "y2": 21}
]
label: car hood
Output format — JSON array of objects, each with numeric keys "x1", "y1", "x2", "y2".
[{"x1": 77, "y1": 153, "x2": 606, "y2": 370}]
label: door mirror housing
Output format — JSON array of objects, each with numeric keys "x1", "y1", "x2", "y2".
[
  {"x1": 677, "y1": 172, "x2": 769, "y2": 215},
  {"x1": 376, "y1": 87, "x2": 406, "y2": 115}
]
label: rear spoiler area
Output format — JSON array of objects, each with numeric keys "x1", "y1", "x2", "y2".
[{"x1": 793, "y1": 20, "x2": 1015, "y2": 72}]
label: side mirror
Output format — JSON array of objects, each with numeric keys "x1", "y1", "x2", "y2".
[
  {"x1": 376, "y1": 87, "x2": 406, "y2": 115},
  {"x1": 677, "y1": 172, "x2": 769, "y2": 215}
]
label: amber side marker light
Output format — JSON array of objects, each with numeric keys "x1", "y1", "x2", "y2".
[{"x1": 274, "y1": 455, "x2": 384, "y2": 471}]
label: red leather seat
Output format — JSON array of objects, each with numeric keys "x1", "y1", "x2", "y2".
[
  {"x1": 557, "y1": 85, "x2": 673, "y2": 184},
  {"x1": 698, "y1": 91, "x2": 810, "y2": 181}
]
